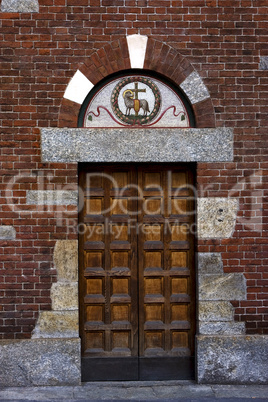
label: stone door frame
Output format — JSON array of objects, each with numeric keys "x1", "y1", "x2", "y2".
[{"x1": 37, "y1": 35, "x2": 244, "y2": 384}]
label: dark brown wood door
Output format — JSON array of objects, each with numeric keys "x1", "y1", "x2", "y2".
[{"x1": 79, "y1": 164, "x2": 195, "y2": 381}]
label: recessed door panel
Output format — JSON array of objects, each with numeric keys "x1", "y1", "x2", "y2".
[{"x1": 79, "y1": 164, "x2": 195, "y2": 381}]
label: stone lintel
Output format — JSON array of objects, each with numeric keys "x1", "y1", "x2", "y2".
[
  {"x1": 41, "y1": 127, "x2": 234, "y2": 163},
  {"x1": 197, "y1": 335, "x2": 268, "y2": 384}
]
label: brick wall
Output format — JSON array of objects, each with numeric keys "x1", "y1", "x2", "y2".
[{"x1": 0, "y1": 0, "x2": 267, "y2": 338}]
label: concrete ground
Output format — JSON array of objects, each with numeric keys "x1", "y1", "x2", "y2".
[{"x1": 0, "y1": 381, "x2": 268, "y2": 401}]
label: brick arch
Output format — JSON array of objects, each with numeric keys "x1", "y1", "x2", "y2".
[{"x1": 58, "y1": 37, "x2": 215, "y2": 129}]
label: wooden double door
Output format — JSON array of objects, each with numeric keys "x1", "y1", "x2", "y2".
[{"x1": 79, "y1": 164, "x2": 196, "y2": 381}]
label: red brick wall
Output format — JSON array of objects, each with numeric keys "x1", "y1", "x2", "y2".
[{"x1": 0, "y1": 0, "x2": 267, "y2": 338}]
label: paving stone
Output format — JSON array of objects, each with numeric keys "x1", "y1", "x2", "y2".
[
  {"x1": 41, "y1": 128, "x2": 234, "y2": 163},
  {"x1": 1, "y1": 383, "x2": 268, "y2": 401},
  {"x1": 73, "y1": 382, "x2": 214, "y2": 400},
  {"x1": 150, "y1": 384, "x2": 214, "y2": 399},
  {"x1": 0, "y1": 386, "x2": 75, "y2": 400},
  {"x1": 212, "y1": 384, "x2": 268, "y2": 398}
]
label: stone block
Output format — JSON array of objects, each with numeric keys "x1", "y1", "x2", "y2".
[
  {"x1": 199, "y1": 321, "x2": 245, "y2": 335},
  {"x1": 260, "y1": 56, "x2": 268, "y2": 70},
  {"x1": 180, "y1": 71, "x2": 210, "y2": 104},
  {"x1": 51, "y1": 282, "x2": 78, "y2": 311},
  {"x1": 54, "y1": 240, "x2": 78, "y2": 282},
  {"x1": 197, "y1": 253, "x2": 247, "y2": 336},
  {"x1": 32, "y1": 311, "x2": 79, "y2": 338},
  {"x1": 127, "y1": 34, "x2": 148, "y2": 69},
  {"x1": 197, "y1": 335, "x2": 268, "y2": 384},
  {"x1": 64, "y1": 70, "x2": 94, "y2": 105},
  {"x1": 1, "y1": 0, "x2": 39, "y2": 12},
  {"x1": 26, "y1": 190, "x2": 78, "y2": 205},
  {"x1": 0, "y1": 338, "x2": 81, "y2": 386},
  {"x1": 31, "y1": 240, "x2": 79, "y2": 339},
  {"x1": 198, "y1": 198, "x2": 238, "y2": 239},
  {"x1": 0, "y1": 225, "x2": 16, "y2": 240},
  {"x1": 199, "y1": 301, "x2": 234, "y2": 322},
  {"x1": 198, "y1": 253, "x2": 223, "y2": 275},
  {"x1": 199, "y1": 273, "x2": 247, "y2": 301}
]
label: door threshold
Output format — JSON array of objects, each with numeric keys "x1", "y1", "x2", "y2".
[{"x1": 81, "y1": 356, "x2": 195, "y2": 382}]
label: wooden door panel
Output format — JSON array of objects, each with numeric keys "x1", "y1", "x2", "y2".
[
  {"x1": 138, "y1": 166, "x2": 195, "y2": 358},
  {"x1": 79, "y1": 164, "x2": 195, "y2": 380},
  {"x1": 79, "y1": 167, "x2": 138, "y2": 359}
]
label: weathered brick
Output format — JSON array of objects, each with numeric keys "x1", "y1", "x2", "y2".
[{"x1": 0, "y1": 0, "x2": 267, "y2": 339}]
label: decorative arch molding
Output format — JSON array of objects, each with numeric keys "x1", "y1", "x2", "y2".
[{"x1": 58, "y1": 35, "x2": 216, "y2": 129}]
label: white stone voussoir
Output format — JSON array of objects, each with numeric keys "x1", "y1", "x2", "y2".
[
  {"x1": 127, "y1": 34, "x2": 148, "y2": 69},
  {"x1": 180, "y1": 71, "x2": 210, "y2": 104},
  {"x1": 64, "y1": 70, "x2": 94, "y2": 105}
]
